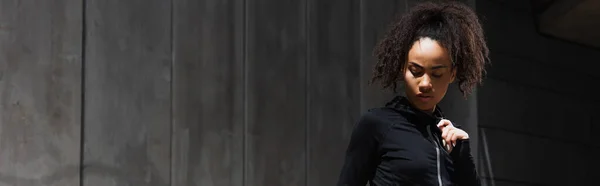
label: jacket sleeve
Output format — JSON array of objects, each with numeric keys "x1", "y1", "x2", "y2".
[
  {"x1": 336, "y1": 112, "x2": 385, "y2": 186},
  {"x1": 450, "y1": 139, "x2": 481, "y2": 186}
]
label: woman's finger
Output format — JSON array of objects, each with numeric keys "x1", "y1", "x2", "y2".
[
  {"x1": 437, "y1": 119, "x2": 451, "y2": 128},
  {"x1": 446, "y1": 130, "x2": 454, "y2": 149},
  {"x1": 445, "y1": 130, "x2": 454, "y2": 152},
  {"x1": 450, "y1": 130, "x2": 458, "y2": 145},
  {"x1": 441, "y1": 125, "x2": 451, "y2": 139}
]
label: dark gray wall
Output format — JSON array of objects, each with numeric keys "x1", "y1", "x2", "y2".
[
  {"x1": 171, "y1": 0, "x2": 245, "y2": 186},
  {"x1": 0, "y1": 0, "x2": 415, "y2": 185},
  {"x1": 308, "y1": 0, "x2": 360, "y2": 185},
  {"x1": 476, "y1": 0, "x2": 600, "y2": 185},
  {"x1": 83, "y1": 0, "x2": 173, "y2": 185}
]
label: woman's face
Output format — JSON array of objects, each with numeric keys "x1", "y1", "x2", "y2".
[{"x1": 403, "y1": 37, "x2": 456, "y2": 113}]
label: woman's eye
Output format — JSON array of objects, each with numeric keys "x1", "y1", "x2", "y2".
[
  {"x1": 432, "y1": 73, "x2": 443, "y2": 78},
  {"x1": 409, "y1": 67, "x2": 423, "y2": 76},
  {"x1": 411, "y1": 70, "x2": 423, "y2": 76}
]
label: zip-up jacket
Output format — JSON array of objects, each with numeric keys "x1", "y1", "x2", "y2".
[{"x1": 337, "y1": 96, "x2": 480, "y2": 186}]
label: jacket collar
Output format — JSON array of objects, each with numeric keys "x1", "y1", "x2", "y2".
[{"x1": 385, "y1": 96, "x2": 445, "y2": 126}]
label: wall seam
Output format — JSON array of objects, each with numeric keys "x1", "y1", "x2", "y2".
[{"x1": 79, "y1": 0, "x2": 87, "y2": 184}]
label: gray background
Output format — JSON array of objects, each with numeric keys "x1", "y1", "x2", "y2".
[{"x1": 0, "y1": 0, "x2": 597, "y2": 185}]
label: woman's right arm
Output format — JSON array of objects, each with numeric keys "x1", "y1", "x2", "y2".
[{"x1": 337, "y1": 112, "x2": 384, "y2": 186}]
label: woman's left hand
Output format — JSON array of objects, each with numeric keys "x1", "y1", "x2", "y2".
[{"x1": 437, "y1": 119, "x2": 469, "y2": 152}]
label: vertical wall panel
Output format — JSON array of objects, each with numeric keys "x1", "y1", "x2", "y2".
[
  {"x1": 0, "y1": 0, "x2": 82, "y2": 185},
  {"x1": 307, "y1": 0, "x2": 360, "y2": 185},
  {"x1": 171, "y1": 0, "x2": 244, "y2": 185},
  {"x1": 246, "y1": 0, "x2": 307, "y2": 185},
  {"x1": 83, "y1": 0, "x2": 172, "y2": 185}
]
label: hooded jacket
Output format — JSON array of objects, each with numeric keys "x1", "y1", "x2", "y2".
[{"x1": 337, "y1": 96, "x2": 480, "y2": 186}]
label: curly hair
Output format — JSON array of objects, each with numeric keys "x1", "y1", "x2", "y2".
[{"x1": 371, "y1": 0, "x2": 489, "y2": 97}]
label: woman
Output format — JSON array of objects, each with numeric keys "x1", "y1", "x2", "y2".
[{"x1": 337, "y1": 1, "x2": 489, "y2": 186}]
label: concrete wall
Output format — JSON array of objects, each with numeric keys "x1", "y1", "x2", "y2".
[
  {"x1": 476, "y1": 0, "x2": 600, "y2": 185},
  {"x1": 0, "y1": 0, "x2": 415, "y2": 185}
]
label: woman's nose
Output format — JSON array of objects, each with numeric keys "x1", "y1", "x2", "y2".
[{"x1": 418, "y1": 76, "x2": 433, "y2": 93}]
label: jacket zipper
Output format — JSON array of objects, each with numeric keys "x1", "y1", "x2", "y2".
[{"x1": 426, "y1": 126, "x2": 443, "y2": 186}]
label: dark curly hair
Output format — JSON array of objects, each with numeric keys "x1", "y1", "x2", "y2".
[{"x1": 371, "y1": 0, "x2": 489, "y2": 97}]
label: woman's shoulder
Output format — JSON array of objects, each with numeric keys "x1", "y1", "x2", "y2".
[
  {"x1": 369, "y1": 104, "x2": 413, "y2": 119},
  {"x1": 358, "y1": 107, "x2": 412, "y2": 128},
  {"x1": 356, "y1": 96, "x2": 417, "y2": 129}
]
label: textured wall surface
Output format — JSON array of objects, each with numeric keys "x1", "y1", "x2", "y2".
[
  {"x1": 477, "y1": 0, "x2": 600, "y2": 185},
  {"x1": 0, "y1": 0, "x2": 82, "y2": 185},
  {"x1": 83, "y1": 0, "x2": 173, "y2": 185},
  {"x1": 170, "y1": 0, "x2": 245, "y2": 186}
]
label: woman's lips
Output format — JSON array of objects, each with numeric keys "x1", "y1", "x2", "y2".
[{"x1": 416, "y1": 94, "x2": 433, "y2": 102}]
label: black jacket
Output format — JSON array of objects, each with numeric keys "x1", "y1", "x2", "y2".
[{"x1": 337, "y1": 96, "x2": 480, "y2": 186}]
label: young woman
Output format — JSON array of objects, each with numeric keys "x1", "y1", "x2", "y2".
[{"x1": 337, "y1": 1, "x2": 489, "y2": 186}]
